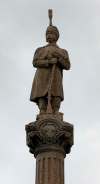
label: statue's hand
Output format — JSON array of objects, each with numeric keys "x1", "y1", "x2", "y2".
[
  {"x1": 53, "y1": 50, "x2": 64, "y2": 58},
  {"x1": 48, "y1": 58, "x2": 57, "y2": 64}
]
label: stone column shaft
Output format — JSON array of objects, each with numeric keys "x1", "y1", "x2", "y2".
[{"x1": 36, "y1": 151, "x2": 64, "y2": 184}]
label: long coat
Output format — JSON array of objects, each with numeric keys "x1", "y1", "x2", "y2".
[{"x1": 30, "y1": 44, "x2": 70, "y2": 103}]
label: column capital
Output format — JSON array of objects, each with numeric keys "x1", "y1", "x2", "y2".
[{"x1": 25, "y1": 114, "x2": 73, "y2": 157}]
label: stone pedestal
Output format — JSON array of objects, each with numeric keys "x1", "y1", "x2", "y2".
[{"x1": 25, "y1": 114, "x2": 73, "y2": 184}]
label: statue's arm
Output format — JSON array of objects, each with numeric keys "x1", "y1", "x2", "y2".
[
  {"x1": 33, "y1": 59, "x2": 49, "y2": 68},
  {"x1": 32, "y1": 48, "x2": 49, "y2": 68},
  {"x1": 58, "y1": 50, "x2": 71, "y2": 70}
]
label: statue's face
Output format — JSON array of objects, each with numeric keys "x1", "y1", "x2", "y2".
[{"x1": 46, "y1": 29, "x2": 57, "y2": 43}]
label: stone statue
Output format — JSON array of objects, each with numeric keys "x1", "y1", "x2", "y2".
[
  {"x1": 30, "y1": 10, "x2": 70, "y2": 114},
  {"x1": 25, "y1": 11, "x2": 74, "y2": 184}
]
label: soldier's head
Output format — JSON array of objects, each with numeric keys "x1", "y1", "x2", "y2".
[{"x1": 46, "y1": 25, "x2": 59, "y2": 44}]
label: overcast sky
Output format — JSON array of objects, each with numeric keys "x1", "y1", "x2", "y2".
[{"x1": 0, "y1": 0, "x2": 100, "y2": 184}]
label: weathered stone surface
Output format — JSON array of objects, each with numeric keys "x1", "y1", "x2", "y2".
[{"x1": 25, "y1": 114, "x2": 73, "y2": 157}]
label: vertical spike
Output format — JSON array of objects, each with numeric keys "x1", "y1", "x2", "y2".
[{"x1": 48, "y1": 9, "x2": 53, "y2": 26}]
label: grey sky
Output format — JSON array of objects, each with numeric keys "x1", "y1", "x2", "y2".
[{"x1": 0, "y1": 0, "x2": 100, "y2": 184}]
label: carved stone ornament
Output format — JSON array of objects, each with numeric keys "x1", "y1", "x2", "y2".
[{"x1": 25, "y1": 114, "x2": 73, "y2": 157}]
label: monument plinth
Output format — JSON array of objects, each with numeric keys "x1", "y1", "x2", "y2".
[{"x1": 25, "y1": 9, "x2": 74, "y2": 184}]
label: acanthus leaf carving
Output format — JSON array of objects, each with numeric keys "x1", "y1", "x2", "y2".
[{"x1": 25, "y1": 117, "x2": 73, "y2": 156}]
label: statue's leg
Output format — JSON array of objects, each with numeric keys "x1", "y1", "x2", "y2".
[
  {"x1": 37, "y1": 97, "x2": 47, "y2": 114},
  {"x1": 51, "y1": 96, "x2": 61, "y2": 113}
]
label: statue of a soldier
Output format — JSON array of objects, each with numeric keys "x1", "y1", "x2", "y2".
[{"x1": 30, "y1": 10, "x2": 70, "y2": 114}]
